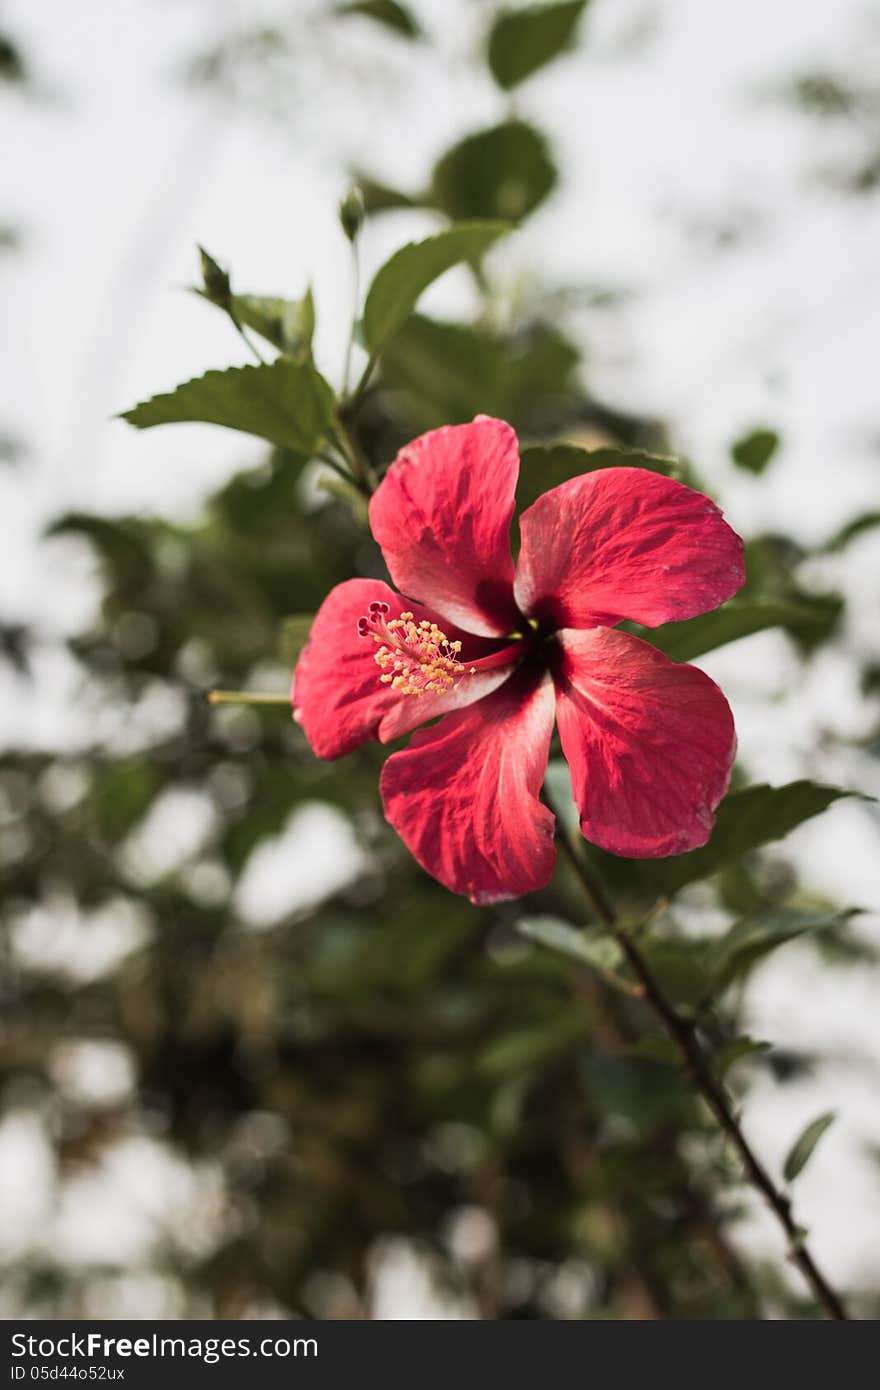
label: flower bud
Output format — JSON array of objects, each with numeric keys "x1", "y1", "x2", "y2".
[
  {"x1": 198, "y1": 245, "x2": 232, "y2": 309},
  {"x1": 338, "y1": 186, "x2": 365, "y2": 243}
]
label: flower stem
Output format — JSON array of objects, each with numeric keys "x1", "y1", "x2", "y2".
[
  {"x1": 350, "y1": 352, "x2": 378, "y2": 409},
  {"x1": 224, "y1": 304, "x2": 265, "y2": 365},
  {"x1": 318, "y1": 448, "x2": 356, "y2": 483},
  {"x1": 547, "y1": 797, "x2": 850, "y2": 1321},
  {"x1": 342, "y1": 236, "x2": 361, "y2": 397},
  {"x1": 207, "y1": 690, "x2": 290, "y2": 706},
  {"x1": 334, "y1": 413, "x2": 376, "y2": 496}
]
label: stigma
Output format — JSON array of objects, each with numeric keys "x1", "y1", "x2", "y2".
[{"x1": 357, "y1": 601, "x2": 475, "y2": 697}]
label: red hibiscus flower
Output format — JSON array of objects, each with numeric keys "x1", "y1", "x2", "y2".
[{"x1": 293, "y1": 417, "x2": 744, "y2": 904}]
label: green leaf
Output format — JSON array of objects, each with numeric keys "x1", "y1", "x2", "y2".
[
  {"x1": 731, "y1": 427, "x2": 780, "y2": 474},
  {"x1": 706, "y1": 908, "x2": 860, "y2": 998},
  {"x1": 714, "y1": 1036, "x2": 770, "y2": 1079},
  {"x1": 790, "y1": 72, "x2": 858, "y2": 117},
  {"x1": 120, "y1": 359, "x2": 336, "y2": 456},
  {"x1": 590, "y1": 782, "x2": 860, "y2": 898},
  {"x1": 354, "y1": 173, "x2": 418, "y2": 216},
  {"x1": 0, "y1": 34, "x2": 26, "y2": 84},
  {"x1": 195, "y1": 286, "x2": 315, "y2": 356},
  {"x1": 488, "y1": 2, "x2": 589, "y2": 91},
  {"x1": 236, "y1": 290, "x2": 315, "y2": 356},
  {"x1": 820, "y1": 510, "x2": 880, "y2": 553},
  {"x1": 476, "y1": 1012, "x2": 585, "y2": 1078},
  {"x1": 516, "y1": 916, "x2": 634, "y2": 994},
  {"x1": 783, "y1": 1112, "x2": 836, "y2": 1183},
  {"x1": 362, "y1": 221, "x2": 511, "y2": 353},
  {"x1": 739, "y1": 536, "x2": 844, "y2": 654},
  {"x1": 862, "y1": 662, "x2": 880, "y2": 698},
  {"x1": 775, "y1": 592, "x2": 843, "y2": 653},
  {"x1": 278, "y1": 615, "x2": 314, "y2": 668},
  {"x1": 194, "y1": 249, "x2": 315, "y2": 357},
  {"x1": 431, "y1": 121, "x2": 557, "y2": 223},
  {"x1": 334, "y1": 0, "x2": 421, "y2": 38},
  {"x1": 624, "y1": 1036, "x2": 680, "y2": 1067},
  {"x1": 640, "y1": 938, "x2": 711, "y2": 1013},
  {"x1": 645, "y1": 599, "x2": 832, "y2": 664},
  {"x1": 517, "y1": 443, "x2": 681, "y2": 514},
  {"x1": 381, "y1": 315, "x2": 579, "y2": 434},
  {"x1": 46, "y1": 514, "x2": 154, "y2": 589},
  {"x1": 92, "y1": 759, "x2": 162, "y2": 842}
]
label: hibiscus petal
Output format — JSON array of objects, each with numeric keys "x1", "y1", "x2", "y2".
[
  {"x1": 553, "y1": 627, "x2": 736, "y2": 857},
  {"x1": 380, "y1": 667, "x2": 557, "y2": 904},
  {"x1": 380, "y1": 660, "x2": 512, "y2": 743},
  {"x1": 292, "y1": 579, "x2": 511, "y2": 759},
  {"x1": 514, "y1": 466, "x2": 745, "y2": 629},
  {"x1": 368, "y1": 416, "x2": 521, "y2": 639}
]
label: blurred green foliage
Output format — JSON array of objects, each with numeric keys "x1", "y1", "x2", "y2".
[
  {"x1": 784, "y1": 64, "x2": 880, "y2": 194},
  {"x1": 335, "y1": 1, "x2": 422, "y2": 41},
  {"x1": 487, "y1": 2, "x2": 590, "y2": 92},
  {"x1": 730, "y1": 428, "x2": 780, "y2": 475},
  {"x1": 2, "y1": 3, "x2": 878, "y2": 1322}
]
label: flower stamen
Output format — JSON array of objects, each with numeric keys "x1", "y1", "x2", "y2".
[{"x1": 357, "y1": 602, "x2": 475, "y2": 697}]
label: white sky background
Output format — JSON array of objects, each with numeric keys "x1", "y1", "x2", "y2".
[{"x1": 3, "y1": 0, "x2": 880, "y2": 1312}]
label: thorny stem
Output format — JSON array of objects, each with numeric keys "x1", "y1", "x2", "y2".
[{"x1": 545, "y1": 792, "x2": 850, "y2": 1321}]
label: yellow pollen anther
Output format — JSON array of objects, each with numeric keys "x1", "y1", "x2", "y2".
[{"x1": 357, "y1": 605, "x2": 473, "y2": 699}]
